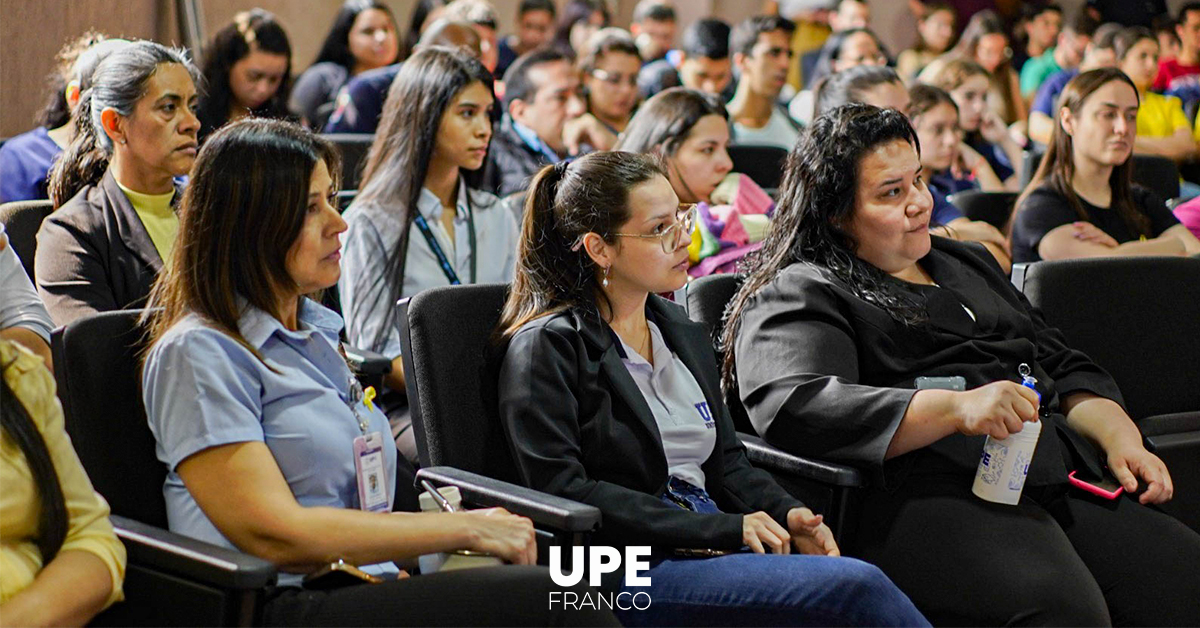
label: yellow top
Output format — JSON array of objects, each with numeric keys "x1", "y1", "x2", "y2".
[
  {"x1": 0, "y1": 340, "x2": 126, "y2": 606},
  {"x1": 1136, "y1": 91, "x2": 1190, "y2": 138},
  {"x1": 116, "y1": 181, "x2": 178, "y2": 261}
]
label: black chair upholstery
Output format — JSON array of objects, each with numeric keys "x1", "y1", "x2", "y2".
[
  {"x1": 946, "y1": 190, "x2": 1018, "y2": 232},
  {"x1": 1012, "y1": 257, "x2": 1200, "y2": 530},
  {"x1": 0, "y1": 199, "x2": 54, "y2": 281},
  {"x1": 52, "y1": 310, "x2": 275, "y2": 625},
  {"x1": 322, "y1": 133, "x2": 373, "y2": 191},
  {"x1": 728, "y1": 144, "x2": 789, "y2": 194},
  {"x1": 398, "y1": 284, "x2": 602, "y2": 549},
  {"x1": 1021, "y1": 147, "x2": 1045, "y2": 189},
  {"x1": 683, "y1": 274, "x2": 865, "y2": 543},
  {"x1": 1131, "y1": 155, "x2": 1181, "y2": 201}
]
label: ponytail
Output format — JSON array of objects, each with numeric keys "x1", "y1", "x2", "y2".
[
  {"x1": 48, "y1": 89, "x2": 109, "y2": 207},
  {"x1": 1, "y1": 357, "x2": 68, "y2": 564},
  {"x1": 495, "y1": 152, "x2": 665, "y2": 341}
]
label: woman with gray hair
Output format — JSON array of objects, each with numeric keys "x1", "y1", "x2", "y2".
[{"x1": 38, "y1": 40, "x2": 200, "y2": 326}]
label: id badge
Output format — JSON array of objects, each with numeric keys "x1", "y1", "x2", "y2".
[{"x1": 353, "y1": 431, "x2": 390, "y2": 512}]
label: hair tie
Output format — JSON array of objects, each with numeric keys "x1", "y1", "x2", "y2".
[
  {"x1": 234, "y1": 11, "x2": 258, "y2": 46},
  {"x1": 553, "y1": 160, "x2": 570, "y2": 177}
]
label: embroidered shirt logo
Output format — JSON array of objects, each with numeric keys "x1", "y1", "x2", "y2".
[{"x1": 694, "y1": 401, "x2": 716, "y2": 429}]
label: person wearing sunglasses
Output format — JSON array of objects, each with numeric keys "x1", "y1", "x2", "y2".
[{"x1": 492, "y1": 151, "x2": 929, "y2": 627}]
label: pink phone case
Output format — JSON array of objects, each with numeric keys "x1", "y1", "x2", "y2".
[{"x1": 1068, "y1": 470, "x2": 1125, "y2": 500}]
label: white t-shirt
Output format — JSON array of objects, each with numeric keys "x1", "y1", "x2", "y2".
[
  {"x1": 615, "y1": 320, "x2": 717, "y2": 489},
  {"x1": 732, "y1": 106, "x2": 801, "y2": 152}
]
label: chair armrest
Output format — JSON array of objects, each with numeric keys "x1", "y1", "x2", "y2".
[
  {"x1": 416, "y1": 467, "x2": 601, "y2": 534},
  {"x1": 738, "y1": 434, "x2": 865, "y2": 488},
  {"x1": 343, "y1": 344, "x2": 392, "y2": 376},
  {"x1": 111, "y1": 515, "x2": 277, "y2": 589}
]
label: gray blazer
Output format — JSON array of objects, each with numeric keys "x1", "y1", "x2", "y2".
[{"x1": 35, "y1": 170, "x2": 181, "y2": 326}]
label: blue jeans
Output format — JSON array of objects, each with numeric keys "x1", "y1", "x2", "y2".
[{"x1": 616, "y1": 553, "x2": 929, "y2": 627}]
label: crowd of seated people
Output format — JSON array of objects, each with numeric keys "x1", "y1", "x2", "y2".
[{"x1": 5, "y1": 1, "x2": 1200, "y2": 625}]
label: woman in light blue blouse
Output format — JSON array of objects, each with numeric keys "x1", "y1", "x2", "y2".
[
  {"x1": 339, "y1": 46, "x2": 518, "y2": 463},
  {"x1": 140, "y1": 118, "x2": 610, "y2": 626}
]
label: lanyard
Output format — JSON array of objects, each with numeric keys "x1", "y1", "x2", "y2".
[{"x1": 411, "y1": 180, "x2": 476, "y2": 285}]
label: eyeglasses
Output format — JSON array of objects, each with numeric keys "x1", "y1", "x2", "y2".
[
  {"x1": 611, "y1": 204, "x2": 697, "y2": 254},
  {"x1": 589, "y1": 68, "x2": 639, "y2": 88}
]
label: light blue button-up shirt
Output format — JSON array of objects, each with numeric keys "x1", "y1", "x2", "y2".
[
  {"x1": 142, "y1": 298, "x2": 399, "y2": 586},
  {"x1": 339, "y1": 181, "x2": 518, "y2": 358}
]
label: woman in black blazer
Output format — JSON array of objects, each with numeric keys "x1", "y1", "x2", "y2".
[
  {"x1": 494, "y1": 151, "x2": 927, "y2": 627},
  {"x1": 723, "y1": 103, "x2": 1200, "y2": 625},
  {"x1": 37, "y1": 41, "x2": 199, "y2": 326}
]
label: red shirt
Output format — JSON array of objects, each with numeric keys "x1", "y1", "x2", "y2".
[{"x1": 1153, "y1": 58, "x2": 1200, "y2": 92}]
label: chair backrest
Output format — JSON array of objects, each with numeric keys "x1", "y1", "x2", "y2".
[
  {"x1": 51, "y1": 309, "x2": 168, "y2": 528},
  {"x1": 399, "y1": 283, "x2": 521, "y2": 481},
  {"x1": 684, "y1": 274, "x2": 756, "y2": 432},
  {"x1": 1013, "y1": 256, "x2": 1200, "y2": 420},
  {"x1": 1131, "y1": 155, "x2": 1181, "y2": 201},
  {"x1": 947, "y1": 190, "x2": 1018, "y2": 231},
  {"x1": 1021, "y1": 147, "x2": 1045, "y2": 189},
  {"x1": 321, "y1": 133, "x2": 373, "y2": 192},
  {"x1": 0, "y1": 199, "x2": 54, "y2": 282},
  {"x1": 727, "y1": 144, "x2": 789, "y2": 193}
]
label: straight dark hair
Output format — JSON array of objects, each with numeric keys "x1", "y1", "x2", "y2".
[
  {"x1": 1014, "y1": 68, "x2": 1149, "y2": 238},
  {"x1": 1, "y1": 358, "x2": 68, "y2": 564},
  {"x1": 809, "y1": 28, "x2": 885, "y2": 89},
  {"x1": 553, "y1": 0, "x2": 610, "y2": 57},
  {"x1": 497, "y1": 152, "x2": 667, "y2": 339},
  {"x1": 721, "y1": 104, "x2": 924, "y2": 392},
  {"x1": 197, "y1": 9, "x2": 293, "y2": 141},
  {"x1": 681, "y1": 18, "x2": 731, "y2": 60},
  {"x1": 813, "y1": 64, "x2": 902, "y2": 119},
  {"x1": 144, "y1": 118, "x2": 340, "y2": 364},
  {"x1": 313, "y1": 0, "x2": 400, "y2": 70},
  {"x1": 614, "y1": 87, "x2": 729, "y2": 201},
  {"x1": 914, "y1": 4, "x2": 956, "y2": 54},
  {"x1": 729, "y1": 15, "x2": 796, "y2": 59},
  {"x1": 355, "y1": 47, "x2": 493, "y2": 350},
  {"x1": 48, "y1": 41, "x2": 198, "y2": 207},
  {"x1": 401, "y1": 0, "x2": 448, "y2": 60}
]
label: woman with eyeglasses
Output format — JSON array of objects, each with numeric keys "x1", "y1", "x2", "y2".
[
  {"x1": 493, "y1": 151, "x2": 929, "y2": 627},
  {"x1": 790, "y1": 28, "x2": 888, "y2": 126},
  {"x1": 569, "y1": 30, "x2": 642, "y2": 151}
]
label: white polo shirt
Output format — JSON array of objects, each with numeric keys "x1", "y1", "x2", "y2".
[{"x1": 614, "y1": 319, "x2": 717, "y2": 489}]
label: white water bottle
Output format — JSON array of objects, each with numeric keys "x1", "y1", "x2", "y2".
[{"x1": 972, "y1": 364, "x2": 1043, "y2": 505}]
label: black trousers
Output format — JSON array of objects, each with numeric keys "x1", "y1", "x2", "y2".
[
  {"x1": 262, "y1": 565, "x2": 620, "y2": 626},
  {"x1": 852, "y1": 477, "x2": 1200, "y2": 626}
]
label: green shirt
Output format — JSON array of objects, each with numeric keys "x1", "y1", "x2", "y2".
[{"x1": 1020, "y1": 47, "x2": 1062, "y2": 98}]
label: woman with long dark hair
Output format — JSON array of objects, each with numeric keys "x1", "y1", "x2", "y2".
[
  {"x1": 723, "y1": 103, "x2": 1200, "y2": 625},
  {"x1": 552, "y1": 0, "x2": 609, "y2": 59},
  {"x1": 493, "y1": 151, "x2": 927, "y2": 626},
  {"x1": 790, "y1": 27, "x2": 887, "y2": 125},
  {"x1": 920, "y1": 10, "x2": 1027, "y2": 129},
  {"x1": 896, "y1": 3, "x2": 956, "y2": 80},
  {"x1": 1011, "y1": 68, "x2": 1200, "y2": 263},
  {"x1": 926, "y1": 58, "x2": 1023, "y2": 190},
  {"x1": 577, "y1": 30, "x2": 642, "y2": 139},
  {"x1": 196, "y1": 9, "x2": 293, "y2": 142},
  {"x1": 140, "y1": 118, "x2": 610, "y2": 626},
  {"x1": 339, "y1": 47, "x2": 517, "y2": 463},
  {"x1": 38, "y1": 40, "x2": 200, "y2": 326},
  {"x1": 0, "y1": 339, "x2": 126, "y2": 625},
  {"x1": 289, "y1": 0, "x2": 400, "y2": 128}
]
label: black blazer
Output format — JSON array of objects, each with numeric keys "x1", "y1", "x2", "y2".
[
  {"x1": 497, "y1": 296, "x2": 803, "y2": 552},
  {"x1": 734, "y1": 237, "x2": 1124, "y2": 487},
  {"x1": 35, "y1": 171, "x2": 180, "y2": 326}
]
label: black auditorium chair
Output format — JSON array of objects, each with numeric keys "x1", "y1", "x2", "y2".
[
  {"x1": 0, "y1": 199, "x2": 54, "y2": 281},
  {"x1": 1013, "y1": 257, "x2": 1200, "y2": 532},
  {"x1": 727, "y1": 144, "x2": 789, "y2": 194},
  {"x1": 1021, "y1": 146, "x2": 1045, "y2": 189},
  {"x1": 398, "y1": 284, "x2": 603, "y2": 555},
  {"x1": 1131, "y1": 154, "x2": 1181, "y2": 202},
  {"x1": 52, "y1": 310, "x2": 276, "y2": 626},
  {"x1": 947, "y1": 190, "x2": 1019, "y2": 232},
  {"x1": 683, "y1": 274, "x2": 866, "y2": 546},
  {"x1": 322, "y1": 133, "x2": 373, "y2": 192}
]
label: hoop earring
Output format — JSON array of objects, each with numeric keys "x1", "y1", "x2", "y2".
[{"x1": 602, "y1": 265, "x2": 610, "y2": 288}]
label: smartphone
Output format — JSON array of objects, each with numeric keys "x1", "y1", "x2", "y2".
[
  {"x1": 302, "y1": 560, "x2": 383, "y2": 590},
  {"x1": 1068, "y1": 469, "x2": 1125, "y2": 500}
]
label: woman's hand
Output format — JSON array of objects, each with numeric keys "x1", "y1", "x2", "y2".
[
  {"x1": 787, "y1": 508, "x2": 839, "y2": 556},
  {"x1": 1071, "y1": 222, "x2": 1118, "y2": 247},
  {"x1": 979, "y1": 109, "x2": 1009, "y2": 146},
  {"x1": 563, "y1": 112, "x2": 618, "y2": 154},
  {"x1": 952, "y1": 381, "x2": 1040, "y2": 439},
  {"x1": 459, "y1": 507, "x2": 538, "y2": 565},
  {"x1": 742, "y1": 511, "x2": 791, "y2": 554},
  {"x1": 1106, "y1": 442, "x2": 1174, "y2": 504}
]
